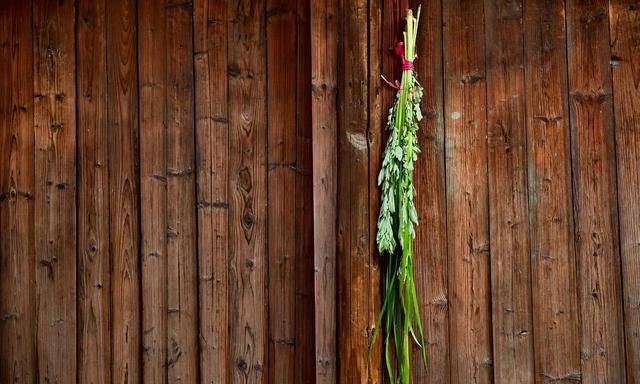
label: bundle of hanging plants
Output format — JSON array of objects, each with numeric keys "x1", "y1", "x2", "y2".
[{"x1": 372, "y1": 6, "x2": 425, "y2": 384}]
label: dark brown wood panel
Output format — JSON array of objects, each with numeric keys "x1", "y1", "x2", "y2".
[
  {"x1": 368, "y1": 1, "x2": 383, "y2": 383},
  {"x1": 106, "y1": 0, "x2": 141, "y2": 381},
  {"x1": 442, "y1": 0, "x2": 492, "y2": 382},
  {"x1": 193, "y1": 0, "x2": 230, "y2": 382},
  {"x1": 33, "y1": 0, "x2": 77, "y2": 381},
  {"x1": 524, "y1": 0, "x2": 581, "y2": 382},
  {"x1": 138, "y1": 0, "x2": 168, "y2": 381},
  {"x1": 484, "y1": 1, "x2": 534, "y2": 383},
  {"x1": 311, "y1": 0, "x2": 339, "y2": 382},
  {"x1": 294, "y1": 1, "x2": 316, "y2": 382},
  {"x1": 165, "y1": 1, "x2": 199, "y2": 381},
  {"x1": 77, "y1": 0, "x2": 111, "y2": 381},
  {"x1": 267, "y1": 0, "x2": 298, "y2": 381},
  {"x1": 228, "y1": 0, "x2": 268, "y2": 382},
  {"x1": 336, "y1": 0, "x2": 375, "y2": 382},
  {"x1": 0, "y1": 1, "x2": 36, "y2": 382},
  {"x1": 566, "y1": 0, "x2": 626, "y2": 381},
  {"x1": 609, "y1": 1, "x2": 640, "y2": 381}
]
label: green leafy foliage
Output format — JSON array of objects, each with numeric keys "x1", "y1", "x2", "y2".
[{"x1": 372, "y1": 7, "x2": 426, "y2": 384}]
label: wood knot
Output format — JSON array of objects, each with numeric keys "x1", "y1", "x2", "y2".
[
  {"x1": 238, "y1": 167, "x2": 252, "y2": 191},
  {"x1": 228, "y1": 63, "x2": 241, "y2": 78},
  {"x1": 237, "y1": 358, "x2": 248, "y2": 371},
  {"x1": 242, "y1": 211, "x2": 255, "y2": 226},
  {"x1": 462, "y1": 72, "x2": 485, "y2": 84}
]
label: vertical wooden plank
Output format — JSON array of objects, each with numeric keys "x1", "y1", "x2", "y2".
[
  {"x1": 407, "y1": 0, "x2": 450, "y2": 382},
  {"x1": 106, "y1": 0, "x2": 141, "y2": 381},
  {"x1": 0, "y1": 0, "x2": 37, "y2": 381},
  {"x1": 367, "y1": 0, "x2": 382, "y2": 382},
  {"x1": 484, "y1": 1, "x2": 534, "y2": 383},
  {"x1": 523, "y1": 0, "x2": 581, "y2": 381},
  {"x1": 310, "y1": 0, "x2": 338, "y2": 381},
  {"x1": 609, "y1": 2, "x2": 640, "y2": 381},
  {"x1": 266, "y1": 0, "x2": 297, "y2": 381},
  {"x1": 165, "y1": 1, "x2": 199, "y2": 381},
  {"x1": 566, "y1": 1, "x2": 626, "y2": 381},
  {"x1": 228, "y1": 0, "x2": 268, "y2": 382},
  {"x1": 294, "y1": 0, "x2": 316, "y2": 382},
  {"x1": 337, "y1": 0, "x2": 372, "y2": 382},
  {"x1": 33, "y1": 0, "x2": 77, "y2": 381},
  {"x1": 442, "y1": 0, "x2": 492, "y2": 382},
  {"x1": 194, "y1": 0, "x2": 229, "y2": 381},
  {"x1": 77, "y1": 0, "x2": 111, "y2": 381},
  {"x1": 138, "y1": 0, "x2": 167, "y2": 381}
]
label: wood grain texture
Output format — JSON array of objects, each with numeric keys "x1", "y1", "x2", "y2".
[
  {"x1": 33, "y1": 0, "x2": 77, "y2": 382},
  {"x1": 165, "y1": 2, "x2": 199, "y2": 382},
  {"x1": 368, "y1": 1, "x2": 383, "y2": 383},
  {"x1": 407, "y1": 0, "x2": 450, "y2": 382},
  {"x1": 524, "y1": 0, "x2": 581, "y2": 382},
  {"x1": 0, "y1": 0, "x2": 37, "y2": 382},
  {"x1": 609, "y1": 1, "x2": 640, "y2": 381},
  {"x1": 193, "y1": 0, "x2": 230, "y2": 382},
  {"x1": 106, "y1": 0, "x2": 141, "y2": 381},
  {"x1": 1, "y1": 2, "x2": 639, "y2": 382},
  {"x1": 311, "y1": 0, "x2": 338, "y2": 381},
  {"x1": 442, "y1": 0, "x2": 492, "y2": 382},
  {"x1": 566, "y1": 1, "x2": 626, "y2": 382},
  {"x1": 138, "y1": 0, "x2": 168, "y2": 381},
  {"x1": 266, "y1": 0, "x2": 298, "y2": 381},
  {"x1": 294, "y1": 1, "x2": 316, "y2": 382},
  {"x1": 337, "y1": 0, "x2": 373, "y2": 382},
  {"x1": 77, "y1": 0, "x2": 111, "y2": 381},
  {"x1": 228, "y1": 0, "x2": 268, "y2": 382},
  {"x1": 484, "y1": 1, "x2": 534, "y2": 383}
]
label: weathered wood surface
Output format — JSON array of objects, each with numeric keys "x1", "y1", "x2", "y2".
[
  {"x1": 484, "y1": 1, "x2": 534, "y2": 383},
  {"x1": 267, "y1": 0, "x2": 298, "y2": 381},
  {"x1": 0, "y1": 1, "x2": 637, "y2": 383},
  {"x1": 524, "y1": 1, "x2": 582, "y2": 382},
  {"x1": 166, "y1": 2, "x2": 199, "y2": 382},
  {"x1": 227, "y1": 0, "x2": 268, "y2": 382},
  {"x1": 566, "y1": 1, "x2": 626, "y2": 382},
  {"x1": 368, "y1": 1, "x2": 383, "y2": 384},
  {"x1": 610, "y1": 1, "x2": 640, "y2": 382},
  {"x1": 77, "y1": 0, "x2": 110, "y2": 381},
  {"x1": 295, "y1": 1, "x2": 316, "y2": 383},
  {"x1": 311, "y1": 0, "x2": 338, "y2": 382},
  {"x1": 33, "y1": 0, "x2": 77, "y2": 382},
  {"x1": 443, "y1": 0, "x2": 492, "y2": 382},
  {"x1": 138, "y1": 0, "x2": 168, "y2": 381},
  {"x1": 106, "y1": 0, "x2": 142, "y2": 382},
  {"x1": 193, "y1": 0, "x2": 230, "y2": 382},
  {"x1": 336, "y1": 0, "x2": 378, "y2": 382},
  {"x1": 0, "y1": 1, "x2": 36, "y2": 382}
]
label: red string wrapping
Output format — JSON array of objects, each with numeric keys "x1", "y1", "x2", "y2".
[{"x1": 381, "y1": 41, "x2": 414, "y2": 89}]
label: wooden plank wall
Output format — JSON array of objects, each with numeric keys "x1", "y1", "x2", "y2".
[
  {"x1": 1, "y1": 0, "x2": 315, "y2": 383},
  {"x1": 333, "y1": 0, "x2": 640, "y2": 383},
  {"x1": 1, "y1": 0, "x2": 640, "y2": 383}
]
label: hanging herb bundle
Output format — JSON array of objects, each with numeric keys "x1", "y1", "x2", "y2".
[{"x1": 372, "y1": 6, "x2": 425, "y2": 384}]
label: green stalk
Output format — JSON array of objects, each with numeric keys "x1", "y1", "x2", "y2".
[{"x1": 372, "y1": 6, "x2": 425, "y2": 384}]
